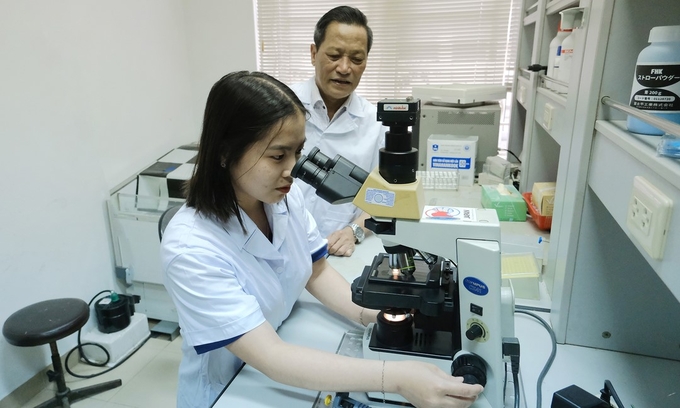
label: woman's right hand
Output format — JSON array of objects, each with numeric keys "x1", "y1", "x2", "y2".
[{"x1": 391, "y1": 360, "x2": 484, "y2": 408}]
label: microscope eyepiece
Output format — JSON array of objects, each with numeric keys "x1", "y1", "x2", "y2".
[
  {"x1": 291, "y1": 155, "x2": 327, "y2": 190},
  {"x1": 292, "y1": 148, "x2": 369, "y2": 205},
  {"x1": 306, "y1": 147, "x2": 332, "y2": 169}
]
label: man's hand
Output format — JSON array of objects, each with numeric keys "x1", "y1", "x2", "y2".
[{"x1": 326, "y1": 226, "x2": 356, "y2": 257}]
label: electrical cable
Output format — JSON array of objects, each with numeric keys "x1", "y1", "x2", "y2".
[
  {"x1": 502, "y1": 337, "x2": 521, "y2": 408},
  {"x1": 601, "y1": 379, "x2": 626, "y2": 408},
  {"x1": 515, "y1": 310, "x2": 557, "y2": 408},
  {"x1": 497, "y1": 148, "x2": 522, "y2": 189},
  {"x1": 64, "y1": 290, "x2": 151, "y2": 379},
  {"x1": 503, "y1": 361, "x2": 508, "y2": 401},
  {"x1": 513, "y1": 370, "x2": 520, "y2": 408},
  {"x1": 499, "y1": 148, "x2": 522, "y2": 164},
  {"x1": 516, "y1": 304, "x2": 551, "y2": 314}
]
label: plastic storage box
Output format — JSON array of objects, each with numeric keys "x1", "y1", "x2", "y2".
[{"x1": 523, "y1": 192, "x2": 552, "y2": 230}]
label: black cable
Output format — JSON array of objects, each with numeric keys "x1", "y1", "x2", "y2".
[
  {"x1": 600, "y1": 380, "x2": 626, "y2": 408},
  {"x1": 513, "y1": 371, "x2": 520, "y2": 408},
  {"x1": 499, "y1": 148, "x2": 522, "y2": 164},
  {"x1": 503, "y1": 361, "x2": 508, "y2": 401},
  {"x1": 515, "y1": 310, "x2": 557, "y2": 408},
  {"x1": 64, "y1": 290, "x2": 151, "y2": 379},
  {"x1": 503, "y1": 337, "x2": 521, "y2": 408}
]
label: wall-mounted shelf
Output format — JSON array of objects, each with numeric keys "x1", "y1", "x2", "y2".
[
  {"x1": 601, "y1": 96, "x2": 680, "y2": 139},
  {"x1": 524, "y1": 12, "x2": 539, "y2": 26},
  {"x1": 510, "y1": 0, "x2": 680, "y2": 365},
  {"x1": 595, "y1": 120, "x2": 680, "y2": 190},
  {"x1": 546, "y1": 0, "x2": 580, "y2": 15}
]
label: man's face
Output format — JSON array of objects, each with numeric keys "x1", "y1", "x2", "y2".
[{"x1": 311, "y1": 22, "x2": 368, "y2": 106}]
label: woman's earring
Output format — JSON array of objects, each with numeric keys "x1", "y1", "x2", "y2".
[{"x1": 220, "y1": 162, "x2": 226, "y2": 168}]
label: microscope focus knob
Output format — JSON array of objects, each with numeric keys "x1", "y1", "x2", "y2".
[
  {"x1": 452, "y1": 353, "x2": 487, "y2": 386},
  {"x1": 465, "y1": 323, "x2": 485, "y2": 341}
]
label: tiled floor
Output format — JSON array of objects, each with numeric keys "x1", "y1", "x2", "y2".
[{"x1": 20, "y1": 330, "x2": 182, "y2": 408}]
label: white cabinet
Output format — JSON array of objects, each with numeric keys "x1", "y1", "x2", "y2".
[
  {"x1": 108, "y1": 180, "x2": 182, "y2": 324},
  {"x1": 511, "y1": 0, "x2": 680, "y2": 360}
]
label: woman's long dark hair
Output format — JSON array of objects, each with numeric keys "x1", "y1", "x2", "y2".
[{"x1": 184, "y1": 71, "x2": 305, "y2": 228}]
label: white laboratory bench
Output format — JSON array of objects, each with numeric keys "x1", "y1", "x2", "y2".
[
  {"x1": 215, "y1": 223, "x2": 680, "y2": 408},
  {"x1": 213, "y1": 233, "x2": 526, "y2": 408}
]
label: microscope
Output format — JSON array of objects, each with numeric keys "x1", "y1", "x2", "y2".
[{"x1": 293, "y1": 98, "x2": 515, "y2": 408}]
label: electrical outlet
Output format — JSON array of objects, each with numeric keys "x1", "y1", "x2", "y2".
[
  {"x1": 630, "y1": 198, "x2": 652, "y2": 236},
  {"x1": 543, "y1": 103, "x2": 554, "y2": 131},
  {"x1": 626, "y1": 176, "x2": 673, "y2": 260}
]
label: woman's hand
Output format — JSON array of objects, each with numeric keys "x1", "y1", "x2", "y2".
[{"x1": 391, "y1": 360, "x2": 484, "y2": 408}]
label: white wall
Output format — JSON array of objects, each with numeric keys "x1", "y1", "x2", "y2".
[
  {"x1": 0, "y1": 0, "x2": 256, "y2": 401},
  {"x1": 183, "y1": 0, "x2": 258, "y2": 123}
]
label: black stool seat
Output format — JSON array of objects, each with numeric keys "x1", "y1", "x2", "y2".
[
  {"x1": 3, "y1": 298, "x2": 122, "y2": 408},
  {"x1": 3, "y1": 298, "x2": 90, "y2": 347}
]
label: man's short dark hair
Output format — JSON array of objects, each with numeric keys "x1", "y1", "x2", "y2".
[{"x1": 314, "y1": 6, "x2": 373, "y2": 53}]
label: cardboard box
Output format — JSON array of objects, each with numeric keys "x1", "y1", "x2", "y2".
[
  {"x1": 426, "y1": 134, "x2": 478, "y2": 186},
  {"x1": 531, "y1": 182, "x2": 556, "y2": 216},
  {"x1": 481, "y1": 184, "x2": 527, "y2": 221}
]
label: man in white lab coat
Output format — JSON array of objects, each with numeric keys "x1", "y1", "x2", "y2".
[{"x1": 291, "y1": 6, "x2": 387, "y2": 257}]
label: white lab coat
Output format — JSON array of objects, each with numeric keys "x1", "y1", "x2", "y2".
[
  {"x1": 161, "y1": 183, "x2": 327, "y2": 408},
  {"x1": 290, "y1": 78, "x2": 387, "y2": 237}
]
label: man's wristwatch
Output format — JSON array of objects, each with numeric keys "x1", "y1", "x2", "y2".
[{"x1": 348, "y1": 223, "x2": 365, "y2": 244}]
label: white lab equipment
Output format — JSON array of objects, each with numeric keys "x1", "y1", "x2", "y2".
[
  {"x1": 413, "y1": 84, "x2": 506, "y2": 175},
  {"x1": 107, "y1": 144, "x2": 197, "y2": 328}
]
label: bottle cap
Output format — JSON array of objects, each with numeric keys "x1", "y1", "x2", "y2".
[{"x1": 649, "y1": 25, "x2": 680, "y2": 43}]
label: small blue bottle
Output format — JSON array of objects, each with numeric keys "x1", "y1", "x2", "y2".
[{"x1": 627, "y1": 25, "x2": 680, "y2": 136}]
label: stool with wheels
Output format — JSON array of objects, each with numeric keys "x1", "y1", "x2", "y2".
[{"x1": 3, "y1": 298, "x2": 122, "y2": 408}]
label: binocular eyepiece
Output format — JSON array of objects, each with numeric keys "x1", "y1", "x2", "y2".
[
  {"x1": 292, "y1": 98, "x2": 421, "y2": 203},
  {"x1": 292, "y1": 147, "x2": 369, "y2": 205}
]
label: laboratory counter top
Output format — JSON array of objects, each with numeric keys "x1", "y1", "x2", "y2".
[
  {"x1": 215, "y1": 231, "x2": 680, "y2": 408},
  {"x1": 214, "y1": 189, "x2": 680, "y2": 407}
]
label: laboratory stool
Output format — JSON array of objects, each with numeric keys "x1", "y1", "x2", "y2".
[{"x1": 2, "y1": 298, "x2": 122, "y2": 408}]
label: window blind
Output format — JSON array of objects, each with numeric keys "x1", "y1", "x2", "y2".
[{"x1": 255, "y1": 0, "x2": 521, "y2": 103}]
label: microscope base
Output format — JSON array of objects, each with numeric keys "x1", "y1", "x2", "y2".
[{"x1": 362, "y1": 324, "x2": 494, "y2": 407}]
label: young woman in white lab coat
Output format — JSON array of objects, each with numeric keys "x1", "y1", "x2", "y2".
[{"x1": 160, "y1": 70, "x2": 483, "y2": 408}]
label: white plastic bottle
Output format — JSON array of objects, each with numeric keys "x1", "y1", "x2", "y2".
[
  {"x1": 555, "y1": 8, "x2": 583, "y2": 94},
  {"x1": 547, "y1": 23, "x2": 571, "y2": 90},
  {"x1": 627, "y1": 25, "x2": 680, "y2": 135}
]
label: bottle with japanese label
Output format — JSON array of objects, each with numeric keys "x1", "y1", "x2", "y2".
[
  {"x1": 627, "y1": 25, "x2": 680, "y2": 135},
  {"x1": 546, "y1": 22, "x2": 571, "y2": 90},
  {"x1": 554, "y1": 8, "x2": 583, "y2": 94}
]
